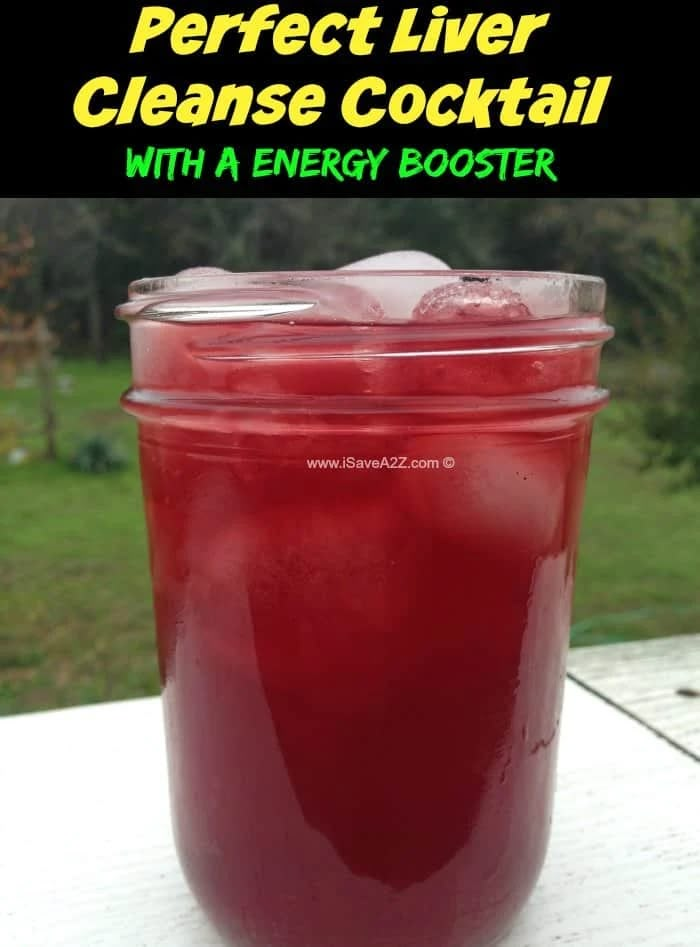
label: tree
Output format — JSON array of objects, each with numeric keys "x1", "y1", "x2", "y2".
[
  {"x1": 0, "y1": 198, "x2": 143, "y2": 361},
  {"x1": 0, "y1": 230, "x2": 36, "y2": 387},
  {"x1": 490, "y1": 198, "x2": 695, "y2": 349},
  {"x1": 640, "y1": 201, "x2": 700, "y2": 484},
  {"x1": 0, "y1": 229, "x2": 58, "y2": 459}
]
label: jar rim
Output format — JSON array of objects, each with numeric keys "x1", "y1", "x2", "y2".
[
  {"x1": 118, "y1": 269, "x2": 607, "y2": 326},
  {"x1": 127, "y1": 268, "x2": 604, "y2": 297}
]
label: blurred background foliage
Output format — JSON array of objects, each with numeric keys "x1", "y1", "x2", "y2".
[
  {"x1": 1, "y1": 197, "x2": 696, "y2": 353},
  {"x1": 1, "y1": 198, "x2": 699, "y2": 713}
]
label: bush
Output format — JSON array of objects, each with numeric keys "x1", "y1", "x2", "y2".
[
  {"x1": 69, "y1": 433, "x2": 127, "y2": 474},
  {"x1": 642, "y1": 380, "x2": 700, "y2": 485}
]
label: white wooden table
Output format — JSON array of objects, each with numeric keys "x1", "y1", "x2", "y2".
[{"x1": 2, "y1": 636, "x2": 699, "y2": 947}]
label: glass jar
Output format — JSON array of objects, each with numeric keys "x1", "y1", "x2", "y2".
[{"x1": 119, "y1": 268, "x2": 612, "y2": 947}]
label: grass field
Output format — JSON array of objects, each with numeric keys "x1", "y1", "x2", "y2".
[{"x1": 2, "y1": 357, "x2": 699, "y2": 715}]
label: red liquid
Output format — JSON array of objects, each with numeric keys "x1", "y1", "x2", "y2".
[{"x1": 125, "y1": 316, "x2": 605, "y2": 947}]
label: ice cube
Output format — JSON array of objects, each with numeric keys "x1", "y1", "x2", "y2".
[
  {"x1": 175, "y1": 266, "x2": 231, "y2": 278},
  {"x1": 398, "y1": 435, "x2": 566, "y2": 553},
  {"x1": 341, "y1": 251, "x2": 451, "y2": 271},
  {"x1": 339, "y1": 250, "x2": 451, "y2": 321},
  {"x1": 167, "y1": 266, "x2": 236, "y2": 294},
  {"x1": 186, "y1": 496, "x2": 420, "y2": 691},
  {"x1": 256, "y1": 278, "x2": 384, "y2": 323},
  {"x1": 413, "y1": 280, "x2": 531, "y2": 323}
]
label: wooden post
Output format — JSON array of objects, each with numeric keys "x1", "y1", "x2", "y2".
[{"x1": 34, "y1": 317, "x2": 58, "y2": 461}]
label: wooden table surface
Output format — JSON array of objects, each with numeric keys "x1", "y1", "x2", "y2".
[{"x1": 1, "y1": 636, "x2": 699, "y2": 947}]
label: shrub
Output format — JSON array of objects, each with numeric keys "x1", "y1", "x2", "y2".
[{"x1": 69, "y1": 433, "x2": 127, "y2": 474}]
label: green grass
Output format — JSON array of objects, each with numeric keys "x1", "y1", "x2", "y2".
[
  {"x1": 1, "y1": 357, "x2": 699, "y2": 715},
  {"x1": 0, "y1": 358, "x2": 156, "y2": 714},
  {"x1": 572, "y1": 399, "x2": 700, "y2": 644}
]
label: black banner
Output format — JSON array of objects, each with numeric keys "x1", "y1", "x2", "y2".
[{"x1": 2, "y1": 1, "x2": 692, "y2": 196}]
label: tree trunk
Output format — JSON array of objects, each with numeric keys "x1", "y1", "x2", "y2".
[
  {"x1": 86, "y1": 265, "x2": 104, "y2": 362},
  {"x1": 34, "y1": 317, "x2": 58, "y2": 460}
]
